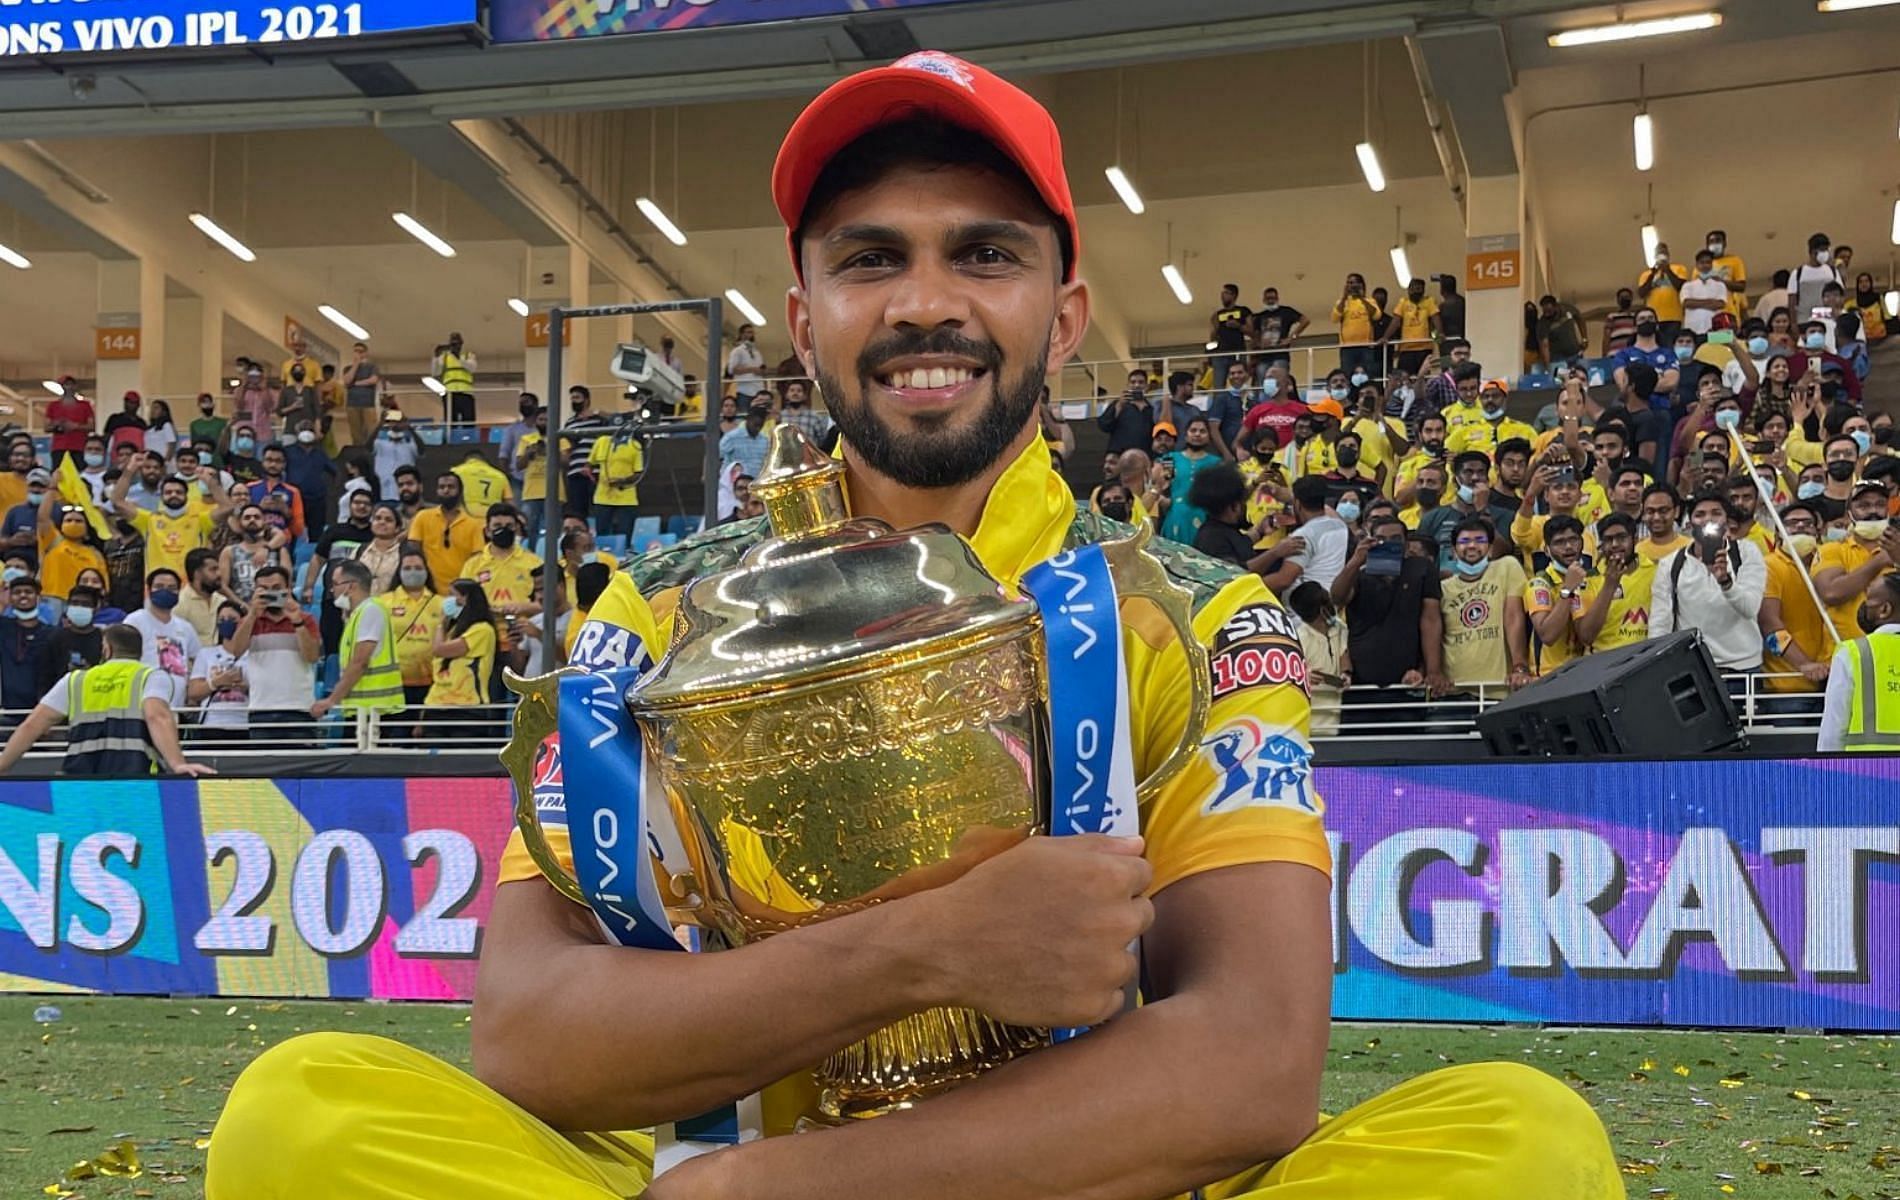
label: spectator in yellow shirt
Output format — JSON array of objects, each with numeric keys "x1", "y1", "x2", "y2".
[
  {"x1": 449, "y1": 451, "x2": 511, "y2": 519},
  {"x1": 409, "y1": 473, "x2": 485, "y2": 598},
  {"x1": 1758, "y1": 500, "x2": 1834, "y2": 703},
  {"x1": 382, "y1": 548, "x2": 445, "y2": 711},
  {"x1": 1382, "y1": 278, "x2": 1440, "y2": 375},
  {"x1": 588, "y1": 431, "x2": 645, "y2": 540},
  {"x1": 1524, "y1": 514, "x2": 1590, "y2": 674},
  {"x1": 1636, "y1": 244, "x2": 1692, "y2": 339},
  {"x1": 1447, "y1": 382, "x2": 1535, "y2": 457},
  {"x1": 459, "y1": 502, "x2": 541, "y2": 659},
  {"x1": 1813, "y1": 481, "x2": 1899, "y2": 640},
  {"x1": 1439, "y1": 363, "x2": 1486, "y2": 433},
  {"x1": 1702, "y1": 230, "x2": 1748, "y2": 320},
  {"x1": 1637, "y1": 484, "x2": 1691, "y2": 563},
  {"x1": 1576, "y1": 513, "x2": 1655, "y2": 653},
  {"x1": 1333, "y1": 272, "x2": 1382, "y2": 380},
  {"x1": 1511, "y1": 458, "x2": 1596, "y2": 569}
]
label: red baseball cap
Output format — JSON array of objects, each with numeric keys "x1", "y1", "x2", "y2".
[{"x1": 771, "y1": 51, "x2": 1078, "y2": 284}]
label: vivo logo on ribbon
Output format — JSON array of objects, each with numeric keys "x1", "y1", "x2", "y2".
[{"x1": 1041, "y1": 549, "x2": 1101, "y2": 662}]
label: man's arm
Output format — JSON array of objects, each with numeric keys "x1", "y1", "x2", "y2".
[
  {"x1": 1574, "y1": 573, "x2": 1620, "y2": 647},
  {"x1": 108, "y1": 464, "x2": 138, "y2": 519},
  {"x1": 312, "y1": 637, "x2": 376, "y2": 717},
  {"x1": 0, "y1": 704, "x2": 59, "y2": 772},
  {"x1": 1814, "y1": 557, "x2": 1888, "y2": 606},
  {"x1": 654, "y1": 863, "x2": 1331, "y2": 1200},
  {"x1": 1724, "y1": 546, "x2": 1768, "y2": 620},
  {"x1": 1658, "y1": 365, "x2": 1681, "y2": 392},
  {"x1": 1419, "y1": 596, "x2": 1449, "y2": 695}
]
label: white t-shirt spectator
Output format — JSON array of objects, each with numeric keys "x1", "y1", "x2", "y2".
[
  {"x1": 189, "y1": 645, "x2": 250, "y2": 730},
  {"x1": 1787, "y1": 262, "x2": 1842, "y2": 322},
  {"x1": 726, "y1": 341, "x2": 765, "y2": 399},
  {"x1": 1679, "y1": 276, "x2": 1728, "y2": 336},
  {"x1": 38, "y1": 664, "x2": 174, "y2": 716},
  {"x1": 1648, "y1": 540, "x2": 1767, "y2": 671},
  {"x1": 1293, "y1": 513, "x2": 1351, "y2": 591},
  {"x1": 123, "y1": 608, "x2": 203, "y2": 704}
]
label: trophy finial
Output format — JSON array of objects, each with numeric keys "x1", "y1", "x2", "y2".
[{"x1": 753, "y1": 422, "x2": 850, "y2": 538}]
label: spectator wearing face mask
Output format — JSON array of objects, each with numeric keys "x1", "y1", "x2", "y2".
[
  {"x1": 1758, "y1": 499, "x2": 1833, "y2": 712},
  {"x1": 1511, "y1": 454, "x2": 1596, "y2": 570},
  {"x1": 1092, "y1": 480, "x2": 1135, "y2": 526},
  {"x1": 111, "y1": 465, "x2": 233, "y2": 582},
  {"x1": 1789, "y1": 322, "x2": 1863, "y2": 403},
  {"x1": 1679, "y1": 250, "x2": 1731, "y2": 338},
  {"x1": 0, "y1": 573, "x2": 54, "y2": 717},
  {"x1": 1804, "y1": 433, "x2": 1866, "y2": 522},
  {"x1": 311, "y1": 559, "x2": 402, "y2": 723},
  {"x1": 1788, "y1": 233, "x2": 1844, "y2": 322},
  {"x1": 283, "y1": 420, "x2": 338, "y2": 526},
  {"x1": 411, "y1": 473, "x2": 483, "y2": 598},
  {"x1": 1383, "y1": 278, "x2": 1441, "y2": 376},
  {"x1": 226, "y1": 563, "x2": 320, "y2": 742},
  {"x1": 278, "y1": 364, "x2": 321, "y2": 436},
  {"x1": 1817, "y1": 570, "x2": 1900, "y2": 752},
  {"x1": 1284, "y1": 579, "x2": 1347, "y2": 737},
  {"x1": 1237, "y1": 369, "x2": 1305, "y2": 454},
  {"x1": 500, "y1": 394, "x2": 539, "y2": 495},
  {"x1": 40, "y1": 582, "x2": 104, "y2": 691},
  {"x1": 1437, "y1": 517, "x2": 1531, "y2": 704},
  {"x1": 2, "y1": 468, "x2": 50, "y2": 571},
  {"x1": 1600, "y1": 288, "x2": 1640, "y2": 357},
  {"x1": 1446, "y1": 381, "x2": 1534, "y2": 458},
  {"x1": 1332, "y1": 273, "x2": 1382, "y2": 380},
  {"x1": 384, "y1": 549, "x2": 444, "y2": 719},
  {"x1": 1813, "y1": 481, "x2": 1900, "y2": 640},
  {"x1": 424, "y1": 578, "x2": 498, "y2": 738},
  {"x1": 124, "y1": 567, "x2": 202, "y2": 705},
  {"x1": 1636, "y1": 243, "x2": 1691, "y2": 343},
  {"x1": 35, "y1": 501, "x2": 107, "y2": 609},
  {"x1": 187, "y1": 600, "x2": 251, "y2": 742},
  {"x1": 460, "y1": 503, "x2": 540, "y2": 665},
  {"x1": 222, "y1": 425, "x2": 263, "y2": 486}
]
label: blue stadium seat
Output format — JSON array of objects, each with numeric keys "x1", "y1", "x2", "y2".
[
  {"x1": 597, "y1": 533, "x2": 629, "y2": 558},
  {"x1": 632, "y1": 515, "x2": 662, "y2": 538},
  {"x1": 448, "y1": 427, "x2": 480, "y2": 445}
]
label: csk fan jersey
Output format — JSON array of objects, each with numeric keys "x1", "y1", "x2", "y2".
[{"x1": 497, "y1": 436, "x2": 1328, "y2": 1133}]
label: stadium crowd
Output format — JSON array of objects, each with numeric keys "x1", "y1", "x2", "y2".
[{"x1": 0, "y1": 226, "x2": 1891, "y2": 754}]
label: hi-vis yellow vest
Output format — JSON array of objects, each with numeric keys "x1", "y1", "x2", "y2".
[
  {"x1": 1842, "y1": 632, "x2": 1900, "y2": 751},
  {"x1": 340, "y1": 600, "x2": 404, "y2": 711}
]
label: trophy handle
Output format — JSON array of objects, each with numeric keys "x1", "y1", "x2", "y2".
[
  {"x1": 1095, "y1": 524, "x2": 1213, "y2": 803},
  {"x1": 500, "y1": 666, "x2": 591, "y2": 907}
]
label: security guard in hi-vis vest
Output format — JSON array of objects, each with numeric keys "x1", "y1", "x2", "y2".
[
  {"x1": 0, "y1": 624, "x2": 212, "y2": 777},
  {"x1": 1820, "y1": 571, "x2": 1900, "y2": 751},
  {"x1": 208, "y1": 52, "x2": 1618, "y2": 1200}
]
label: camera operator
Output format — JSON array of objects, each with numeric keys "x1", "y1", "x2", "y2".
[{"x1": 1648, "y1": 489, "x2": 1767, "y2": 684}]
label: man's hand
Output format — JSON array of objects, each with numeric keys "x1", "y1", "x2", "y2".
[
  {"x1": 279, "y1": 595, "x2": 304, "y2": 621},
  {"x1": 1400, "y1": 668, "x2": 1424, "y2": 687},
  {"x1": 915, "y1": 834, "x2": 1153, "y2": 1030},
  {"x1": 1710, "y1": 551, "x2": 1733, "y2": 588},
  {"x1": 1562, "y1": 562, "x2": 1588, "y2": 593},
  {"x1": 1879, "y1": 527, "x2": 1900, "y2": 567},
  {"x1": 167, "y1": 760, "x2": 217, "y2": 777},
  {"x1": 1800, "y1": 660, "x2": 1831, "y2": 685},
  {"x1": 310, "y1": 697, "x2": 335, "y2": 720},
  {"x1": 1423, "y1": 671, "x2": 1453, "y2": 698}
]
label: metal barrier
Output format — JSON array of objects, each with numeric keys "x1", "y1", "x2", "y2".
[{"x1": 0, "y1": 671, "x2": 1818, "y2": 763}]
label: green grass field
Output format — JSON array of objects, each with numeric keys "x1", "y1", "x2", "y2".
[{"x1": 6, "y1": 995, "x2": 1900, "y2": 1198}]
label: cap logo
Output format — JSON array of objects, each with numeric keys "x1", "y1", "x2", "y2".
[{"x1": 893, "y1": 51, "x2": 974, "y2": 92}]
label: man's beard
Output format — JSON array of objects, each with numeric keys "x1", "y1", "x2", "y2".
[{"x1": 815, "y1": 328, "x2": 1046, "y2": 490}]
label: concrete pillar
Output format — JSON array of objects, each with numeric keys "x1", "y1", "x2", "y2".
[
  {"x1": 1462, "y1": 174, "x2": 1525, "y2": 382},
  {"x1": 161, "y1": 295, "x2": 225, "y2": 399},
  {"x1": 96, "y1": 257, "x2": 167, "y2": 406},
  {"x1": 523, "y1": 242, "x2": 593, "y2": 418}
]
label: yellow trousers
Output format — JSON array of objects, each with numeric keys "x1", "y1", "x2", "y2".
[{"x1": 207, "y1": 1033, "x2": 1620, "y2": 1199}]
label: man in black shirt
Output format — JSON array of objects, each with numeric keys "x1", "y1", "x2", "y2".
[
  {"x1": 1095, "y1": 368, "x2": 1160, "y2": 456},
  {"x1": 39, "y1": 582, "x2": 104, "y2": 693},
  {"x1": 563, "y1": 384, "x2": 613, "y2": 519},
  {"x1": 1437, "y1": 275, "x2": 1467, "y2": 341},
  {"x1": 1186, "y1": 462, "x2": 1268, "y2": 571},
  {"x1": 1331, "y1": 510, "x2": 1447, "y2": 729},
  {"x1": 310, "y1": 490, "x2": 376, "y2": 655},
  {"x1": 0, "y1": 574, "x2": 55, "y2": 720},
  {"x1": 1208, "y1": 284, "x2": 1251, "y2": 386},
  {"x1": 1252, "y1": 287, "x2": 1307, "y2": 375}
]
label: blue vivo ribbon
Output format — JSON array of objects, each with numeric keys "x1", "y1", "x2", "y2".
[
  {"x1": 559, "y1": 667, "x2": 683, "y2": 953},
  {"x1": 1022, "y1": 544, "x2": 1140, "y2": 1042}
]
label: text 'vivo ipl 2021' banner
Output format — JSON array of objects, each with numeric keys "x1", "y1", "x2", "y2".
[
  {"x1": 491, "y1": 0, "x2": 986, "y2": 46},
  {"x1": 3, "y1": 759, "x2": 1900, "y2": 1031},
  {"x1": 0, "y1": 0, "x2": 475, "y2": 58}
]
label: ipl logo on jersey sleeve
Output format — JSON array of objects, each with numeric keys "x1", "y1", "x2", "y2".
[{"x1": 1200, "y1": 716, "x2": 1318, "y2": 816}]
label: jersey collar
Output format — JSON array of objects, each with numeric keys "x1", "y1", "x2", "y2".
[{"x1": 964, "y1": 436, "x2": 1076, "y2": 589}]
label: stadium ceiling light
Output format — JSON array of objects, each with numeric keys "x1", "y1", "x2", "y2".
[
  {"x1": 1885, "y1": 289, "x2": 1900, "y2": 318},
  {"x1": 1389, "y1": 245, "x2": 1413, "y2": 285},
  {"x1": 724, "y1": 288, "x2": 768, "y2": 328},
  {"x1": 1548, "y1": 12, "x2": 1722, "y2": 47},
  {"x1": 1818, "y1": 0, "x2": 1900, "y2": 11},
  {"x1": 1633, "y1": 112, "x2": 1656, "y2": 171},
  {"x1": 0, "y1": 242, "x2": 29, "y2": 269},
  {"x1": 188, "y1": 212, "x2": 256, "y2": 263},
  {"x1": 635, "y1": 197, "x2": 688, "y2": 246},
  {"x1": 507, "y1": 297, "x2": 531, "y2": 317},
  {"x1": 392, "y1": 211, "x2": 456, "y2": 258},
  {"x1": 1161, "y1": 263, "x2": 1193, "y2": 306},
  {"x1": 318, "y1": 304, "x2": 370, "y2": 341},
  {"x1": 1641, "y1": 223, "x2": 1662, "y2": 266},
  {"x1": 1891, "y1": 199, "x2": 1900, "y2": 245},
  {"x1": 1104, "y1": 166, "x2": 1146, "y2": 215},
  {"x1": 1354, "y1": 142, "x2": 1387, "y2": 193},
  {"x1": 41, "y1": 380, "x2": 62, "y2": 395},
  {"x1": 421, "y1": 376, "x2": 448, "y2": 396}
]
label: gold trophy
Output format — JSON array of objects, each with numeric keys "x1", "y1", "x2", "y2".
[{"x1": 504, "y1": 426, "x2": 1210, "y2": 1124}]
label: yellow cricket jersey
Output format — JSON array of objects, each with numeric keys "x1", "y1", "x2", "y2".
[
  {"x1": 589, "y1": 435, "x2": 645, "y2": 508},
  {"x1": 497, "y1": 437, "x2": 1329, "y2": 1135},
  {"x1": 461, "y1": 544, "x2": 539, "y2": 649},
  {"x1": 516, "y1": 432, "x2": 565, "y2": 503},
  {"x1": 133, "y1": 509, "x2": 216, "y2": 579},
  {"x1": 1524, "y1": 565, "x2": 1585, "y2": 674},
  {"x1": 1342, "y1": 415, "x2": 1403, "y2": 477},
  {"x1": 380, "y1": 588, "x2": 444, "y2": 688},
  {"x1": 1581, "y1": 558, "x2": 1655, "y2": 652},
  {"x1": 1446, "y1": 417, "x2": 1536, "y2": 458},
  {"x1": 451, "y1": 457, "x2": 511, "y2": 519},
  {"x1": 1440, "y1": 399, "x2": 1485, "y2": 433}
]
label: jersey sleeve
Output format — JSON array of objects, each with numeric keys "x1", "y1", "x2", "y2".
[
  {"x1": 1124, "y1": 574, "x2": 1329, "y2": 895},
  {"x1": 498, "y1": 570, "x2": 669, "y2": 888}
]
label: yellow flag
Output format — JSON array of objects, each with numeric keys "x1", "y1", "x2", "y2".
[{"x1": 55, "y1": 456, "x2": 113, "y2": 540}]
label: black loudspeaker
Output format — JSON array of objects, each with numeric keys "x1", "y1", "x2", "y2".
[{"x1": 1477, "y1": 630, "x2": 1745, "y2": 757}]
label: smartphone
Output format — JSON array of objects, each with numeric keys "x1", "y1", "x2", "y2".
[{"x1": 1708, "y1": 330, "x2": 1734, "y2": 346}]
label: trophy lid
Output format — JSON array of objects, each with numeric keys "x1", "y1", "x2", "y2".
[{"x1": 633, "y1": 426, "x2": 1036, "y2": 710}]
